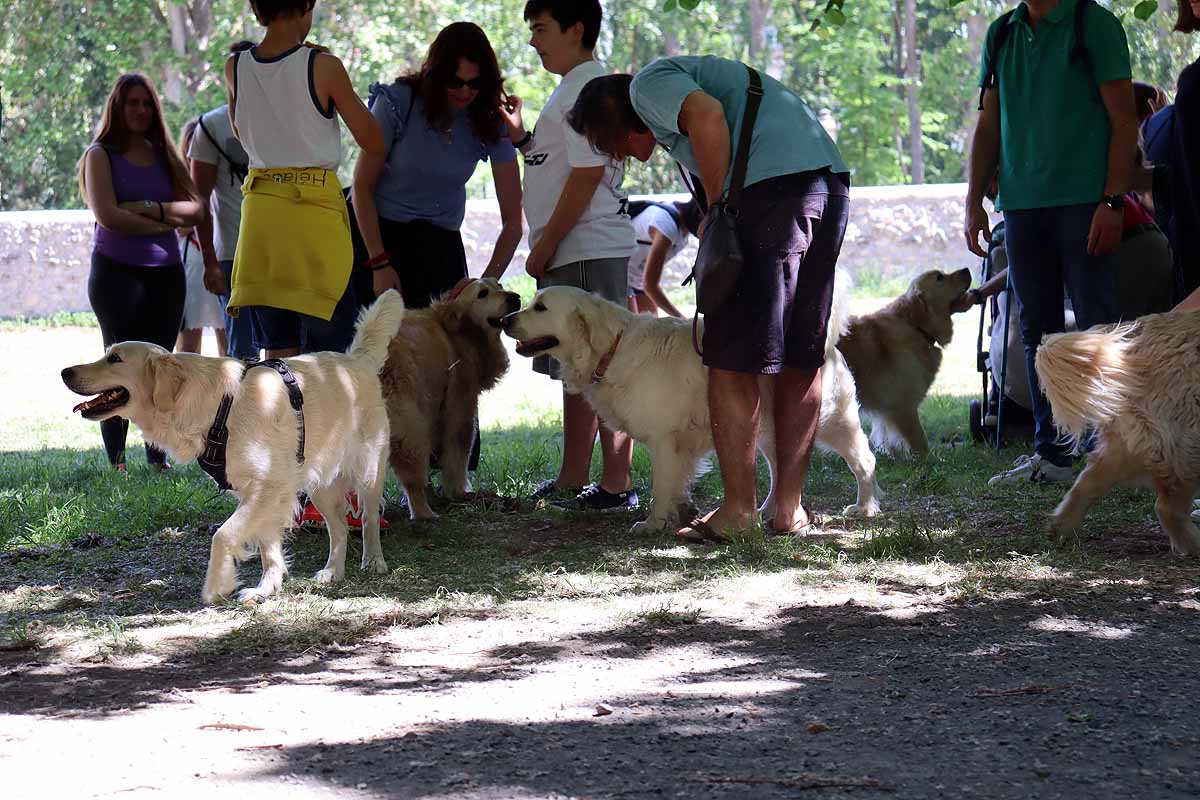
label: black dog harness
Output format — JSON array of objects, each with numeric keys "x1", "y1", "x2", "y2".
[{"x1": 198, "y1": 359, "x2": 305, "y2": 492}]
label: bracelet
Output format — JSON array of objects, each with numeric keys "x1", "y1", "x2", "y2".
[
  {"x1": 365, "y1": 251, "x2": 391, "y2": 269},
  {"x1": 156, "y1": 201, "x2": 165, "y2": 222},
  {"x1": 371, "y1": 260, "x2": 394, "y2": 272},
  {"x1": 512, "y1": 130, "x2": 532, "y2": 149}
]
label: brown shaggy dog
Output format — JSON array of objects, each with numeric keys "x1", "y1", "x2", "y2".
[
  {"x1": 380, "y1": 278, "x2": 519, "y2": 519},
  {"x1": 1036, "y1": 312, "x2": 1200, "y2": 556},
  {"x1": 838, "y1": 268, "x2": 972, "y2": 456}
]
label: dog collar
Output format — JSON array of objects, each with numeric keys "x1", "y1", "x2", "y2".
[{"x1": 590, "y1": 333, "x2": 623, "y2": 384}]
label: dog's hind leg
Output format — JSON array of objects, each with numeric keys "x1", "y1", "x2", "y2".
[
  {"x1": 1049, "y1": 438, "x2": 1137, "y2": 537},
  {"x1": 817, "y1": 410, "x2": 881, "y2": 518},
  {"x1": 1154, "y1": 479, "x2": 1200, "y2": 556},
  {"x1": 360, "y1": 447, "x2": 390, "y2": 575},
  {"x1": 309, "y1": 483, "x2": 351, "y2": 584},
  {"x1": 389, "y1": 435, "x2": 437, "y2": 521},
  {"x1": 439, "y1": 405, "x2": 476, "y2": 500},
  {"x1": 755, "y1": 393, "x2": 779, "y2": 524}
]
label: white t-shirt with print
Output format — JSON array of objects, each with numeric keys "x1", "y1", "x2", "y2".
[
  {"x1": 627, "y1": 204, "x2": 687, "y2": 291},
  {"x1": 523, "y1": 60, "x2": 635, "y2": 271},
  {"x1": 188, "y1": 105, "x2": 248, "y2": 263}
]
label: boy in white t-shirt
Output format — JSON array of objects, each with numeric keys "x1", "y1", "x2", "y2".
[{"x1": 499, "y1": 0, "x2": 638, "y2": 510}]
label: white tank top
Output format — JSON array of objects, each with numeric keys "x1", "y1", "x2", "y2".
[{"x1": 233, "y1": 45, "x2": 341, "y2": 170}]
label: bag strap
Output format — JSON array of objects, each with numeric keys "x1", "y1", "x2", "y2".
[
  {"x1": 725, "y1": 66, "x2": 763, "y2": 214},
  {"x1": 197, "y1": 114, "x2": 248, "y2": 185}
]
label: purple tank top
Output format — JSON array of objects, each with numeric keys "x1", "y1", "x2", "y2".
[{"x1": 93, "y1": 148, "x2": 182, "y2": 267}]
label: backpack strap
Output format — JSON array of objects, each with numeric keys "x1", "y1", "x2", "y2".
[
  {"x1": 978, "y1": 9, "x2": 1017, "y2": 111},
  {"x1": 197, "y1": 113, "x2": 248, "y2": 186},
  {"x1": 1071, "y1": 0, "x2": 1093, "y2": 74}
]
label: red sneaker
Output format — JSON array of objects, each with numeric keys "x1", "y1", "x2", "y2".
[
  {"x1": 295, "y1": 499, "x2": 327, "y2": 529},
  {"x1": 345, "y1": 491, "x2": 389, "y2": 529}
]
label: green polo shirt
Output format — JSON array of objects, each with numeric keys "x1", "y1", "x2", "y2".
[{"x1": 979, "y1": 0, "x2": 1131, "y2": 212}]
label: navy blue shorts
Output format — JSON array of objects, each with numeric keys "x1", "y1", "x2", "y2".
[
  {"x1": 702, "y1": 169, "x2": 850, "y2": 373},
  {"x1": 250, "y1": 277, "x2": 359, "y2": 354}
]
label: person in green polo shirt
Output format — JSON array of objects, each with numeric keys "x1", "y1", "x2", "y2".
[{"x1": 963, "y1": 0, "x2": 1138, "y2": 486}]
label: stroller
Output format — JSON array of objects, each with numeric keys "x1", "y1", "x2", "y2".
[{"x1": 968, "y1": 221, "x2": 1035, "y2": 455}]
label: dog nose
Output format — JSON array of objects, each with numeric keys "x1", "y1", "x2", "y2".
[
  {"x1": 499, "y1": 312, "x2": 516, "y2": 331},
  {"x1": 61, "y1": 367, "x2": 74, "y2": 381}
]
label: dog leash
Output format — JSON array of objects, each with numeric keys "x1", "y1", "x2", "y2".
[{"x1": 198, "y1": 359, "x2": 305, "y2": 492}]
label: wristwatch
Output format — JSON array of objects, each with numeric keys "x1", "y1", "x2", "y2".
[{"x1": 1101, "y1": 193, "x2": 1126, "y2": 211}]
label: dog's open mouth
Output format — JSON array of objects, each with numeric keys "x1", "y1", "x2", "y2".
[
  {"x1": 514, "y1": 337, "x2": 559, "y2": 357},
  {"x1": 71, "y1": 387, "x2": 130, "y2": 419}
]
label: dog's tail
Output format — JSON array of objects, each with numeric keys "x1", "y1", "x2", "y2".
[
  {"x1": 824, "y1": 269, "x2": 853, "y2": 357},
  {"x1": 1035, "y1": 323, "x2": 1140, "y2": 446},
  {"x1": 348, "y1": 289, "x2": 406, "y2": 373}
]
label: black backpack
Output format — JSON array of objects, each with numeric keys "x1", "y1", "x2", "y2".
[
  {"x1": 626, "y1": 199, "x2": 684, "y2": 245},
  {"x1": 977, "y1": 0, "x2": 1094, "y2": 111}
]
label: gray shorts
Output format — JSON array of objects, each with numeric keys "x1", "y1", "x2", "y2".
[{"x1": 534, "y1": 257, "x2": 628, "y2": 380}]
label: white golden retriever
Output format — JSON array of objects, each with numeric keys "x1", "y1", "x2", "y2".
[
  {"x1": 501, "y1": 277, "x2": 880, "y2": 532},
  {"x1": 1035, "y1": 311, "x2": 1200, "y2": 556},
  {"x1": 61, "y1": 291, "x2": 406, "y2": 602}
]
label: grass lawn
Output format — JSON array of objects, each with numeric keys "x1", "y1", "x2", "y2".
[{"x1": 0, "y1": 292, "x2": 1179, "y2": 660}]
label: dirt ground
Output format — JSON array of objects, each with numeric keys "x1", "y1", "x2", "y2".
[{"x1": 4, "y1": 534, "x2": 1200, "y2": 800}]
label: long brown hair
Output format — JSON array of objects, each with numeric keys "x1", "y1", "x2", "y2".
[
  {"x1": 1176, "y1": 0, "x2": 1199, "y2": 32},
  {"x1": 396, "y1": 22, "x2": 506, "y2": 144},
  {"x1": 77, "y1": 73, "x2": 198, "y2": 203}
]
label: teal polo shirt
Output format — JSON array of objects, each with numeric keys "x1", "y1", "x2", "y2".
[
  {"x1": 629, "y1": 56, "x2": 848, "y2": 195},
  {"x1": 979, "y1": 0, "x2": 1131, "y2": 212}
]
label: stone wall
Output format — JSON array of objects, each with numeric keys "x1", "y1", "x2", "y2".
[{"x1": 0, "y1": 183, "x2": 996, "y2": 318}]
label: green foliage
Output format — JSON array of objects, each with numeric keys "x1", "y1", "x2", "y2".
[{"x1": 1, "y1": 0, "x2": 1197, "y2": 210}]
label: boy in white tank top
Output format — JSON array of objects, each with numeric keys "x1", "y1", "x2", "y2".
[{"x1": 225, "y1": 0, "x2": 384, "y2": 360}]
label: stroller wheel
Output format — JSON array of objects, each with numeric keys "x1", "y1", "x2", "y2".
[{"x1": 969, "y1": 398, "x2": 985, "y2": 442}]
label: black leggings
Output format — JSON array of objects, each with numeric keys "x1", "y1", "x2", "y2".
[{"x1": 88, "y1": 252, "x2": 186, "y2": 466}]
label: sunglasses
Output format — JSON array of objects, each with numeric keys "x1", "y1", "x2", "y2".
[{"x1": 442, "y1": 74, "x2": 487, "y2": 91}]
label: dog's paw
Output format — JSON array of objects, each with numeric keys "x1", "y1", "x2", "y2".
[
  {"x1": 363, "y1": 556, "x2": 389, "y2": 575},
  {"x1": 631, "y1": 518, "x2": 666, "y2": 534},
  {"x1": 312, "y1": 568, "x2": 344, "y2": 585},
  {"x1": 201, "y1": 577, "x2": 238, "y2": 605},
  {"x1": 234, "y1": 586, "x2": 272, "y2": 604},
  {"x1": 844, "y1": 502, "x2": 881, "y2": 518}
]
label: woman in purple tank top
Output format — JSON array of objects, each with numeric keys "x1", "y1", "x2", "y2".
[{"x1": 77, "y1": 73, "x2": 205, "y2": 472}]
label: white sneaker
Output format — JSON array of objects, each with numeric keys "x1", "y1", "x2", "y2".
[{"x1": 988, "y1": 454, "x2": 1074, "y2": 487}]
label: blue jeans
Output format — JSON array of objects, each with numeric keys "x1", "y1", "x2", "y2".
[
  {"x1": 217, "y1": 260, "x2": 258, "y2": 360},
  {"x1": 1003, "y1": 204, "x2": 1118, "y2": 466}
]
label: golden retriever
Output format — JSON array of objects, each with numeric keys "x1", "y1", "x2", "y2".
[
  {"x1": 838, "y1": 268, "x2": 973, "y2": 456},
  {"x1": 1035, "y1": 312, "x2": 1200, "y2": 556},
  {"x1": 380, "y1": 278, "x2": 519, "y2": 519},
  {"x1": 500, "y1": 275, "x2": 880, "y2": 532},
  {"x1": 61, "y1": 291, "x2": 406, "y2": 603}
]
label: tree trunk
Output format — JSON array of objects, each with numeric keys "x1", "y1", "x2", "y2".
[
  {"x1": 159, "y1": 1, "x2": 212, "y2": 106},
  {"x1": 903, "y1": 0, "x2": 924, "y2": 184},
  {"x1": 748, "y1": 0, "x2": 770, "y2": 63}
]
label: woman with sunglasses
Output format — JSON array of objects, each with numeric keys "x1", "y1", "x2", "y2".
[{"x1": 351, "y1": 22, "x2": 522, "y2": 307}]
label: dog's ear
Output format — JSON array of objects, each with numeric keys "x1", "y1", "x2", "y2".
[
  {"x1": 147, "y1": 352, "x2": 186, "y2": 413},
  {"x1": 440, "y1": 300, "x2": 468, "y2": 334},
  {"x1": 908, "y1": 289, "x2": 954, "y2": 346}
]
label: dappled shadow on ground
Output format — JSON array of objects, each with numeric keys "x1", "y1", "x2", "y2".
[{"x1": 4, "y1": 576, "x2": 1198, "y2": 798}]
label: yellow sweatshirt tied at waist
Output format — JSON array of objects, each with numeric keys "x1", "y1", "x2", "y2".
[{"x1": 228, "y1": 167, "x2": 353, "y2": 322}]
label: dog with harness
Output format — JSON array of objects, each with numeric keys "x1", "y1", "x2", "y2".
[{"x1": 62, "y1": 291, "x2": 406, "y2": 603}]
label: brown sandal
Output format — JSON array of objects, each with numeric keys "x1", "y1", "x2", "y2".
[{"x1": 675, "y1": 517, "x2": 729, "y2": 543}]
